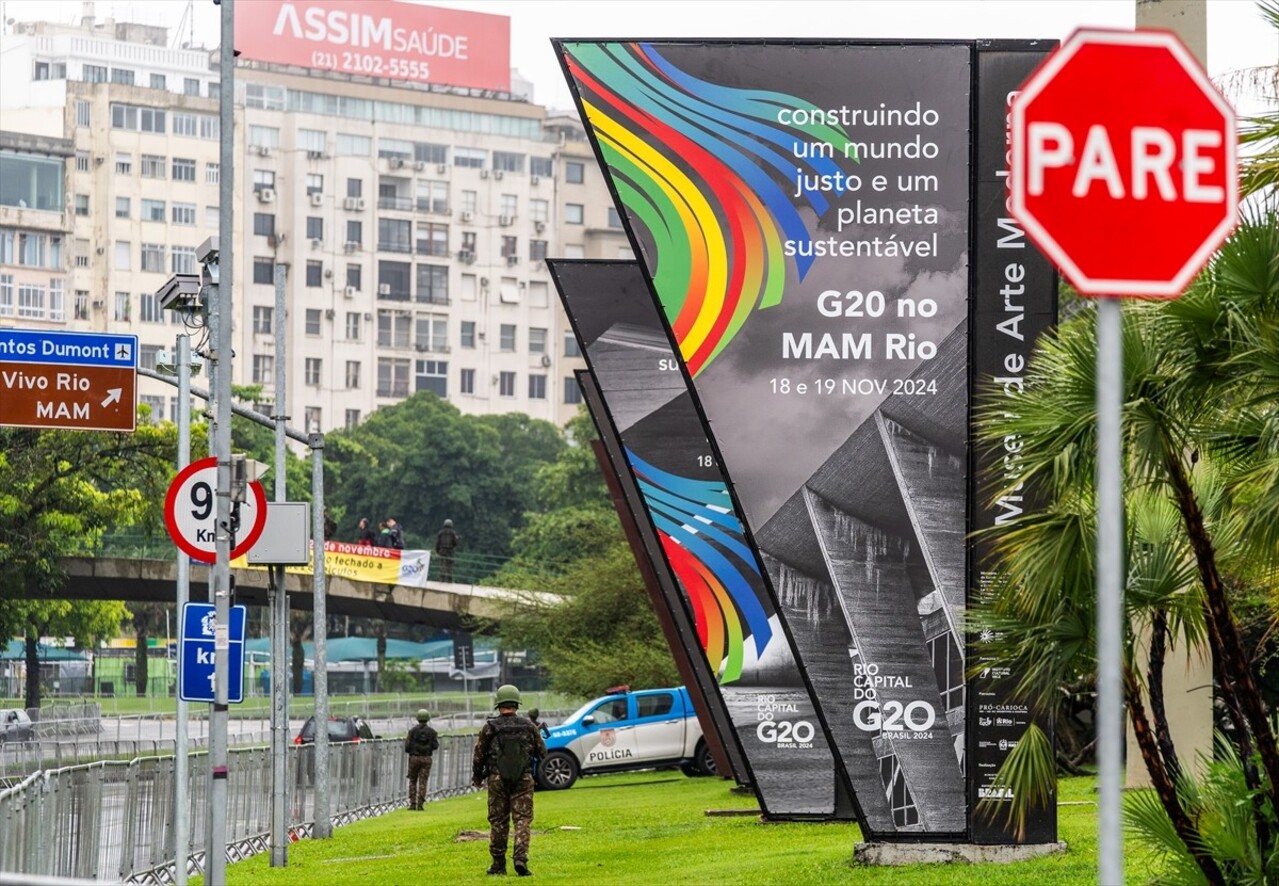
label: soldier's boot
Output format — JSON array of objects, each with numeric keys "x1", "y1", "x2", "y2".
[
  {"x1": 513, "y1": 862, "x2": 531, "y2": 877},
  {"x1": 487, "y1": 856, "x2": 506, "y2": 875}
]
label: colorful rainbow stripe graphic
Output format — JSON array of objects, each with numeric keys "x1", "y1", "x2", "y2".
[
  {"x1": 627, "y1": 449, "x2": 772, "y2": 683},
  {"x1": 563, "y1": 42, "x2": 855, "y2": 376}
]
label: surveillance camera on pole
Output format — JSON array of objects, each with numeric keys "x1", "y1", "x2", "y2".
[{"x1": 157, "y1": 274, "x2": 204, "y2": 316}]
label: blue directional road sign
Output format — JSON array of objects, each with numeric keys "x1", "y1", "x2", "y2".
[{"x1": 179, "y1": 602, "x2": 246, "y2": 703}]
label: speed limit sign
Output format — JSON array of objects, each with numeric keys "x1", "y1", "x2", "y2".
[{"x1": 164, "y1": 456, "x2": 268, "y2": 563}]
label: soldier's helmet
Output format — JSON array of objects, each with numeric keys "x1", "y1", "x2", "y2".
[
  {"x1": 494, "y1": 684, "x2": 521, "y2": 708},
  {"x1": 416, "y1": 709, "x2": 431, "y2": 722},
  {"x1": 444, "y1": 519, "x2": 454, "y2": 527}
]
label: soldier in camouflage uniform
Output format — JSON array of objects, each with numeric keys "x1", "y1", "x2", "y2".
[
  {"x1": 404, "y1": 709, "x2": 439, "y2": 811},
  {"x1": 472, "y1": 684, "x2": 547, "y2": 876}
]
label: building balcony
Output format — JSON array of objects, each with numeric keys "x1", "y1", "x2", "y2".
[
  {"x1": 376, "y1": 241, "x2": 412, "y2": 254},
  {"x1": 377, "y1": 196, "x2": 413, "y2": 211}
]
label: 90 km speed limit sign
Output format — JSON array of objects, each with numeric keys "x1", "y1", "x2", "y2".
[{"x1": 164, "y1": 456, "x2": 268, "y2": 563}]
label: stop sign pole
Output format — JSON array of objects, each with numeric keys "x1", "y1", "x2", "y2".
[{"x1": 1010, "y1": 28, "x2": 1236, "y2": 884}]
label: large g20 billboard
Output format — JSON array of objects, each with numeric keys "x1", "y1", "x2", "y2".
[{"x1": 557, "y1": 39, "x2": 1057, "y2": 842}]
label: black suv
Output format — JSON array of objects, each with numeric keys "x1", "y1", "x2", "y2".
[{"x1": 294, "y1": 716, "x2": 376, "y2": 745}]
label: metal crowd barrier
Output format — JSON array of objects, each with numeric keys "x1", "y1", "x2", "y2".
[{"x1": 0, "y1": 734, "x2": 480, "y2": 884}]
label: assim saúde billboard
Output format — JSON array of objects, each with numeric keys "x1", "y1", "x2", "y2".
[
  {"x1": 554, "y1": 259, "x2": 857, "y2": 821},
  {"x1": 557, "y1": 39, "x2": 1057, "y2": 841},
  {"x1": 235, "y1": 0, "x2": 510, "y2": 91}
]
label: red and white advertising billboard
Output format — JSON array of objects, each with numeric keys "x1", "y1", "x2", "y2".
[{"x1": 235, "y1": 0, "x2": 511, "y2": 92}]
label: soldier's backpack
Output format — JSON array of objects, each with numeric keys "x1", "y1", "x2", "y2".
[
  {"x1": 489, "y1": 717, "x2": 531, "y2": 784},
  {"x1": 408, "y1": 726, "x2": 437, "y2": 756}
]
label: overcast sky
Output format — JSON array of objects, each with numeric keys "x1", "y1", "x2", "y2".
[{"x1": 1, "y1": 0, "x2": 1274, "y2": 112}]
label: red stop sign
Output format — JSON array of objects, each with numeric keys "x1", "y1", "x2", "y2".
[{"x1": 1010, "y1": 29, "x2": 1237, "y2": 298}]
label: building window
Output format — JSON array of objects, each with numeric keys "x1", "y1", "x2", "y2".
[
  {"x1": 530, "y1": 157, "x2": 553, "y2": 178},
  {"x1": 346, "y1": 264, "x2": 362, "y2": 291},
  {"x1": 115, "y1": 197, "x2": 130, "y2": 219},
  {"x1": 454, "y1": 147, "x2": 486, "y2": 169},
  {"x1": 305, "y1": 357, "x2": 323, "y2": 385},
  {"x1": 114, "y1": 291, "x2": 131, "y2": 322},
  {"x1": 75, "y1": 151, "x2": 90, "y2": 172},
  {"x1": 252, "y1": 354, "x2": 274, "y2": 384},
  {"x1": 378, "y1": 218, "x2": 412, "y2": 253},
  {"x1": 110, "y1": 68, "x2": 136, "y2": 86},
  {"x1": 75, "y1": 239, "x2": 90, "y2": 267},
  {"x1": 498, "y1": 371, "x2": 516, "y2": 397},
  {"x1": 565, "y1": 161, "x2": 585, "y2": 184},
  {"x1": 564, "y1": 331, "x2": 582, "y2": 357},
  {"x1": 246, "y1": 84, "x2": 285, "y2": 111},
  {"x1": 114, "y1": 241, "x2": 130, "y2": 270},
  {"x1": 253, "y1": 169, "x2": 275, "y2": 193},
  {"x1": 415, "y1": 359, "x2": 448, "y2": 396},
  {"x1": 377, "y1": 310, "x2": 412, "y2": 347},
  {"x1": 141, "y1": 154, "x2": 165, "y2": 179},
  {"x1": 345, "y1": 313, "x2": 361, "y2": 340},
  {"x1": 416, "y1": 179, "x2": 448, "y2": 214},
  {"x1": 337, "y1": 133, "x2": 371, "y2": 156},
  {"x1": 528, "y1": 374, "x2": 547, "y2": 400},
  {"x1": 415, "y1": 221, "x2": 448, "y2": 257},
  {"x1": 416, "y1": 264, "x2": 448, "y2": 304},
  {"x1": 528, "y1": 327, "x2": 547, "y2": 354},
  {"x1": 139, "y1": 346, "x2": 162, "y2": 372},
  {"x1": 139, "y1": 394, "x2": 164, "y2": 421},
  {"x1": 15, "y1": 282, "x2": 45, "y2": 319},
  {"x1": 305, "y1": 308, "x2": 322, "y2": 336},
  {"x1": 142, "y1": 199, "x2": 166, "y2": 222},
  {"x1": 248, "y1": 125, "x2": 280, "y2": 148},
  {"x1": 461, "y1": 190, "x2": 478, "y2": 214},
  {"x1": 74, "y1": 290, "x2": 89, "y2": 320},
  {"x1": 530, "y1": 198, "x2": 549, "y2": 223},
  {"x1": 74, "y1": 194, "x2": 89, "y2": 216},
  {"x1": 150, "y1": 73, "x2": 167, "y2": 90},
  {"x1": 75, "y1": 100, "x2": 91, "y2": 127},
  {"x1": 171, "y1": 247, "x2": 196, "y2": 274},
  {"x1": 460, "y1": 320, "x2": 475, "y2": 349},
  {"x1": 529, "y1": 239, "x2": 548, "y2": 262},
  {"x1": 414, "y1": 142, "x2": 448, "y2": 164},
  {"x1": 564, "y1": 376, "x2": 582, "y2": 404},
  {"x1": 344, "y1": 409, "x2": 361, "y2": 429},
  {"x1": 493, "y1": 151, "x2": 524, "y2": 174},
  {"x1": 172, "y1": 203, "x2": 196, "y2": 226},
  {"x1": 254, "y1": 213, "x2": 275, "y2": 237},
  {"x1": 377, "y1": 260, "x2": 411, "y2": 299},
  {"x1": 299, "y1": 129, "x2": 327, "y2": 153},
  {"x1": 565, "y1": 203, "x2": 584, "y2": 224},
  {"x1": 172, "y1": 158, "x2": 196, "y2": 182},
  {"x1": 346, "y1": 177, "x2": 363, "y2": 198},
  {"x1": 140, "y1": 292, "x2": 162, "y2": 323},
  {"x1": 111, "y1": 103, "x2": 164, "y2": 132},
  {"x1": 83, "y1": 64, "x2": 107, "y2": 83},
  {"x1": 253, "y1": 258, "x2": 274, "y2": 285},
  {"x1": 205, "y1": 206, "x2": 219, "y2": 228},
  {"x1": 306, "y1": 261, "x2": 323, "y2": 287},
  {"x1": 0, "y1": 274, "x2": 11, "y2": 317},
  {"x1": 345, "y1": 220, "x2": 363, "y2": 247},
  {"x1": 304, "y1": 407, "x2": 322, "y2": 433},
  {"x1": 459, "y1": 367, "x2": 475, "y2": 394},
  {"x1": 206, "y1": 162, "x2": 220, "y2": 184},
  {"x1": 500, "y1": 324, "x2": 516, "y2": 351},
  {"x1": 140, "y1": 243, "x2": 164, "y2": 273},
  {"x1": 378, "y1": 138, "x2": 412, "y2": 160},
  {"x1": 112, "y1": 152, "x2": 132, "y2": 175},
  {"x1": 306, "y1": 173, "x2": 324, "y2": 195},
  {"x1": 253, "y1": 306, "x2": 273, "y2": 334},
  {"x1": 416, "y1": 313, "x2": 447, "y2": 352},
  {"x1": 608, "y1": 206, "x2": 624, "y2": 228},
  {"x1": 345, "y1": 360, "x2": 361, "y2": 388},
  {"x1": 184, "y1": 77, "x2": 200, "y2": 96},
  {"x1": 500, "y1": 236, "x2": 518, "y2": 259},
  {"x1": 48, "y1": 279, "x2": 64, "y2": 321},
  {"x1": 377, "y1": 357, "x2": 410, "y2": 397},
  {"x1": 306, "y1": 217, "x2": 324, "y2": 241}
]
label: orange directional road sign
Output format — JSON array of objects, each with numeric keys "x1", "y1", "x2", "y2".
[{"x1": 0, "y1": 328, "x2": 137, "y2": 432}]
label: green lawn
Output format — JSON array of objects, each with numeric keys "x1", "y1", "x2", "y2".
[{"x1": 209, "y1": 772, "x2": 1162, "y2": 885}]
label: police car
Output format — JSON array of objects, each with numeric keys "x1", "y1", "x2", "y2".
[{"x1": 536, "y1": 686, "x2": 716, "y2": 790}]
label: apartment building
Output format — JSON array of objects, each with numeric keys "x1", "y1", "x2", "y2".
[{"x1": 0, "y1": 5, "x2": 629, "y2": 431}]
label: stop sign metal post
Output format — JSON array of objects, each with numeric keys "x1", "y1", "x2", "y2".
[{"x1": 1010, "y1": 29, "x2": 1236, "y2": 884}]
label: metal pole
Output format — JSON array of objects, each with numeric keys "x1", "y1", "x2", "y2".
[
  {"x1": 207, "y1": 2, "x2": 235, "y2": 882},
  {"x1": 310, "y1": 434, "x2": 331, "y2": 838},
  {"x1": 1096, "y1": 297, "x2": 1124, "y2": 886},
  {"x1": 269, "y1": 263, "x2": 289, "y2": 866},
  {"x1": 174, "y1": 334, "x2": 191, "y2": 886}
]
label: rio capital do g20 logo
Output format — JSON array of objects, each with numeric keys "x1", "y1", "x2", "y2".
[
  {"x1": 852, "y1": 660, "x2": 937, "y2": 735},
  {"x1": 754, "y1": 694, "x2": 816, "y2": 748}
]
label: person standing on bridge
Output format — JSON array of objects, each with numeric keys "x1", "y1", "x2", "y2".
[
  {"x1": 435, "y1": 518, "x2": 459, "y2": 582},
  {"x1": 404, "y1": 709, "x2": 439, "y2": 811},
  {"x1": 356, "y1": 517, "x2": 376, "y2": 547}
]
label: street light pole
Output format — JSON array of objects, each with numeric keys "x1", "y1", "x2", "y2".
[
  {"x1": 269, "y1": 262, "x2": 289, "y2": 866},
  {"x1": 206, "y1": 2, "x2": 235, "y2": 883},
  {"x1": 174, "y1": 332, "x2": 192, "y2": 886}
]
